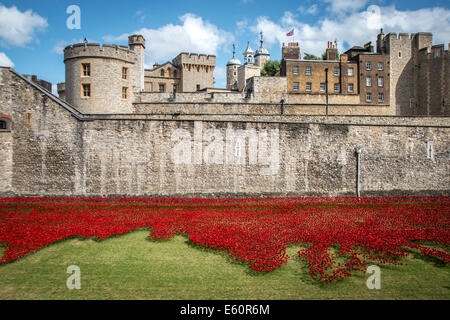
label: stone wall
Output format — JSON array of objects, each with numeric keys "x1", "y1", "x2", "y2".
[{"x1": 1, "y1": 67, "x2": 449, "y2": 197}]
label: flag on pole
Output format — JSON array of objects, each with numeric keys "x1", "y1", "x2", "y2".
[{"x1": 286, "y1": 29, "x2": 294, "y2": 37}]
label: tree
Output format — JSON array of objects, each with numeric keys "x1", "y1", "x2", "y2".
[
  {"x1": 261, "y1": 60, "x2": 281, "y2": 76},
  {"x1": 303, "y1": 53, "x2": 321, "y2": 60}
]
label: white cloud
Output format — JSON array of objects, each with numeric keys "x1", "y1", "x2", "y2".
[
  {"x1": 0, "y1": 52, "x2": 14, "y2": 67},
  {"x1": 103, "y1": 14, "x2": 233, "y2": 66},
  {"x1": 251, "y1": 5, "x2": 450, "y2": 58},
  {"x1": 323, "y1": 0, "x2": 369, "y2": 14},
  {"x1": 299, "y1": 4, "x2": 319, "y2": 15},
  {"x1": 0, "y1": 4, "x2": 48, "y2": 47}
]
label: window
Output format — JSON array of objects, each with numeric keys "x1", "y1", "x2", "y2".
[
  {"x1": 333, "y1": 67, "x2": 339, "y2": 76},
  {"x1": 305, "y1": 66, "x2": 312, "y2": 76},
  {"x1": 0, "y1": 120, "x2": 6, "y2": 130},
  {"x1": 25, "y1": 112, "x2": 32, "y2": 126},
  {"x1": 366, "y1": 92, "x2": 372, "y2": 102},
  {"x1": 348, "y1": 67, "x2": 354, "y2": 77},
  {"x1": 399, "y1": 51, "x2": 402, "y2": 58},
  {"x1": 378, "y1": 77, "x2": 384, "y2": 87},
  {"x1": 293, "y1": 82, "x2": 299, "y2": 91},
  {"x1": 306, "y1": 82, "x2": 312, "y2": 92},
  {"x1": 122, "y1": 87, "x2": 128, "y2": 99},
  {"x1": 320, "y1": 83, "x2": 326, "y2": 92},
  {"x1": 173, "y1": 70, "x2": 178, "y2": 78},
  {"x1": 366, "y1": 76, "x2": 372, "y2": 87},
  {"x1": 233, "y1": 71, "x2": 237, "y2": 76},
  {"x1": 81, "y1": 63, "x2": 91, "y2": 77},
  {"x1": 159, "y1": 84, "x2": 165, "y2": 92},
  {"x1": 378, "y1": 62, "x2": 383, "y2": 71},
  {"x1": 366, "y1": 62, "x2": 372, "y2": 71},
  {"x1": 293, "y1": 66, "x2": 299, "y2": 75},
  {"x1": 196, "y1": 84, "x2": 201, "y2": 91},
  {"x1": 122, "y1": 67, "x2": 128, "y2": 80},
  {"x1": 334, "y1": 83, "x2": 340, "y2": 93},
  {"x1": 378, "y1": 92, "x2": 384, "y2": 102},
  {"x1": 160, "y1": 69, "x2": 165, "y2": 77},
  {"x1": 348, "y1": 83, "x2": 354, "y2": 93},
  {"x1": 173, "y1": 85, "x2": 177, "y2": 93},
  {"x1": 82, "y1": 83, "x2": 91, "y2": 97}
]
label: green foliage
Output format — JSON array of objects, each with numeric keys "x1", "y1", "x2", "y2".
[
  {"x1": 261, "y1": 60, "x2": 281, "y2": 76},
  {"x1": 303, "y1": 53, "x2": 321, "y2": 60}
]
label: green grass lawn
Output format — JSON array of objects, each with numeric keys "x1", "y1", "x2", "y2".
[{"x1": 0, "y1": 230, "x2": 449, "y2": 299}]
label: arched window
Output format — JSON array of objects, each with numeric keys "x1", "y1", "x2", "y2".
[
  {"x1": 0, "y1": 118, "x2": 11, "y2": 131},
  {"x1": 160, "y1": 69, "x2": 165, "y2": 77}
]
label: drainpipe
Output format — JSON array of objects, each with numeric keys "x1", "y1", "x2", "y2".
[
  {"x1": 355, "y1": 148, "x2": 361, "y2": 197},
  {"x1": 325, "y1": 68, "x2": 329, "y2": 116}
]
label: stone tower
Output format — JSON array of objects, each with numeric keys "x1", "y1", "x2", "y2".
[
  {"x1": 62, "y1": 35, "x2": 147, "y2": 113},
  {"x1": 382, "y1": 32, "x2": 433, "y2": 115},
  {"x1": 172, "y1": 53, "x2": 216, "y2": 92},
  {"x1": 254, "y1": 32, "x2": 270, "y2": 67},
  {"x1": 128, "y1": 34, "x2": 146, "y2": 92},
  {"x1": 226, "y1": 43, "x2": 241, "y2": 90}
]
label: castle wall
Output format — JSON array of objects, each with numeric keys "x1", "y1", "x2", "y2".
[{"x1": 1, "y1": 67, "x2": 449, "y2": 197}]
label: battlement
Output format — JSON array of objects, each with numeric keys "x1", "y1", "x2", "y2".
[
  {"x1": 418, "y1": 44, "x2": 449, "y2": 58},
  {"x1": 385, "y1": 32, "x2": 433, "y2": 43},
  {"x1": 173, "y1": 52, "x2": 216, "y2": 66},
  {"x1": 64, "y1": 43, "x2": 137, "y2": 63}
]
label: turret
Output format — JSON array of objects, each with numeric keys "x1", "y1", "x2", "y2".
[
  {"x1": 128, "y1": 34, "x2": 146, "y2": 92},
  {"x1": 243, "y1": 42, "x2": 255, "y2": 65},
  {"x1": 226, "y1": 43, "x2": 241, "y2": 90},
  {"x1": 254, "y1": 32, "x2": 270, "y2": 67}
]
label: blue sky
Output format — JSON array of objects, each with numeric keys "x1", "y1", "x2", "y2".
[{"x1": 0, "y1": 0, "x2": 449, "y2": 91}]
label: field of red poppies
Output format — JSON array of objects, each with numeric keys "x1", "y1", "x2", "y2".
[{"x1": 0, "y1": 196, "x2": 448, "y2": 283}]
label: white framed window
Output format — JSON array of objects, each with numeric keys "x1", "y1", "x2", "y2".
[
  {"x1": 348, "y1": 67, "x2": 354, "y2": 77},
  {"x1": 305, "y1": 66, "x2": 312, "y2": 76},
  {"x1": 378, "y1": 77, "x2": 384, "y2": 87},
  {"x1": 366, "y1": 92, "x2": 372, "y2": 102},
  {"x1": 366, "y1": 62, "x2": 372, "y2": 71},
  {"x1": 378, "y1": 92, "x2": 384, "y2": 102},
  {"x1": 293, "y1": 82, "x2": 299, "y2": 91},
  {"x1": 334, "y1": 83, "x2": 340, "y2": 93},
  {"x1": 306, "y1": 82, "x2": 312, "y2": 92},
  {"x1": 366, "y1": 76, "x2": 372, "y2": 87},
  {"x1": 159, "y1": 84, "x2": 165, "y2": 92},
  {"x1": 333, "y1": 67, "x2": 339, "y2": 76},
  {"x1": 348, "y1": 83, "x2": 354, "y2": 93},
  {"x1": 293, "y1": 66, "x2": 299, "y2": 75},
  {"x1": 377, "y1": 62, "x2": 383, "y2": 71},
  {"x1": 320, "y1": 83, "x2": 325, "y2": 92}
]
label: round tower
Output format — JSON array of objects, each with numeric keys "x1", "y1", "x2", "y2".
[
  {"x1": 226, "y1": 43, "x2": 241, "y2": 90},
  {"x1": 254, "y1": 32, "x2": 270, "y2": 67},
  {"x1": 63, "y1": 36, "x2": 145, "y2": 114}
]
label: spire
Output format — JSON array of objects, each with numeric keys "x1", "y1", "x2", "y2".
[
  {"x1": 259, "y1": 31, "x2": 264, "y2": 49},
  {"x1": 232, "y1": 43, "x2": 236, "y2": 58}
]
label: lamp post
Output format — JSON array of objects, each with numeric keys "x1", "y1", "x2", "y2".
[
  {"x1": 325, "y1": 68, "x2": 329, "y2": 116},
  {"x1": 355, "y1": 148, "x2": 361, "y2": 198}
]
